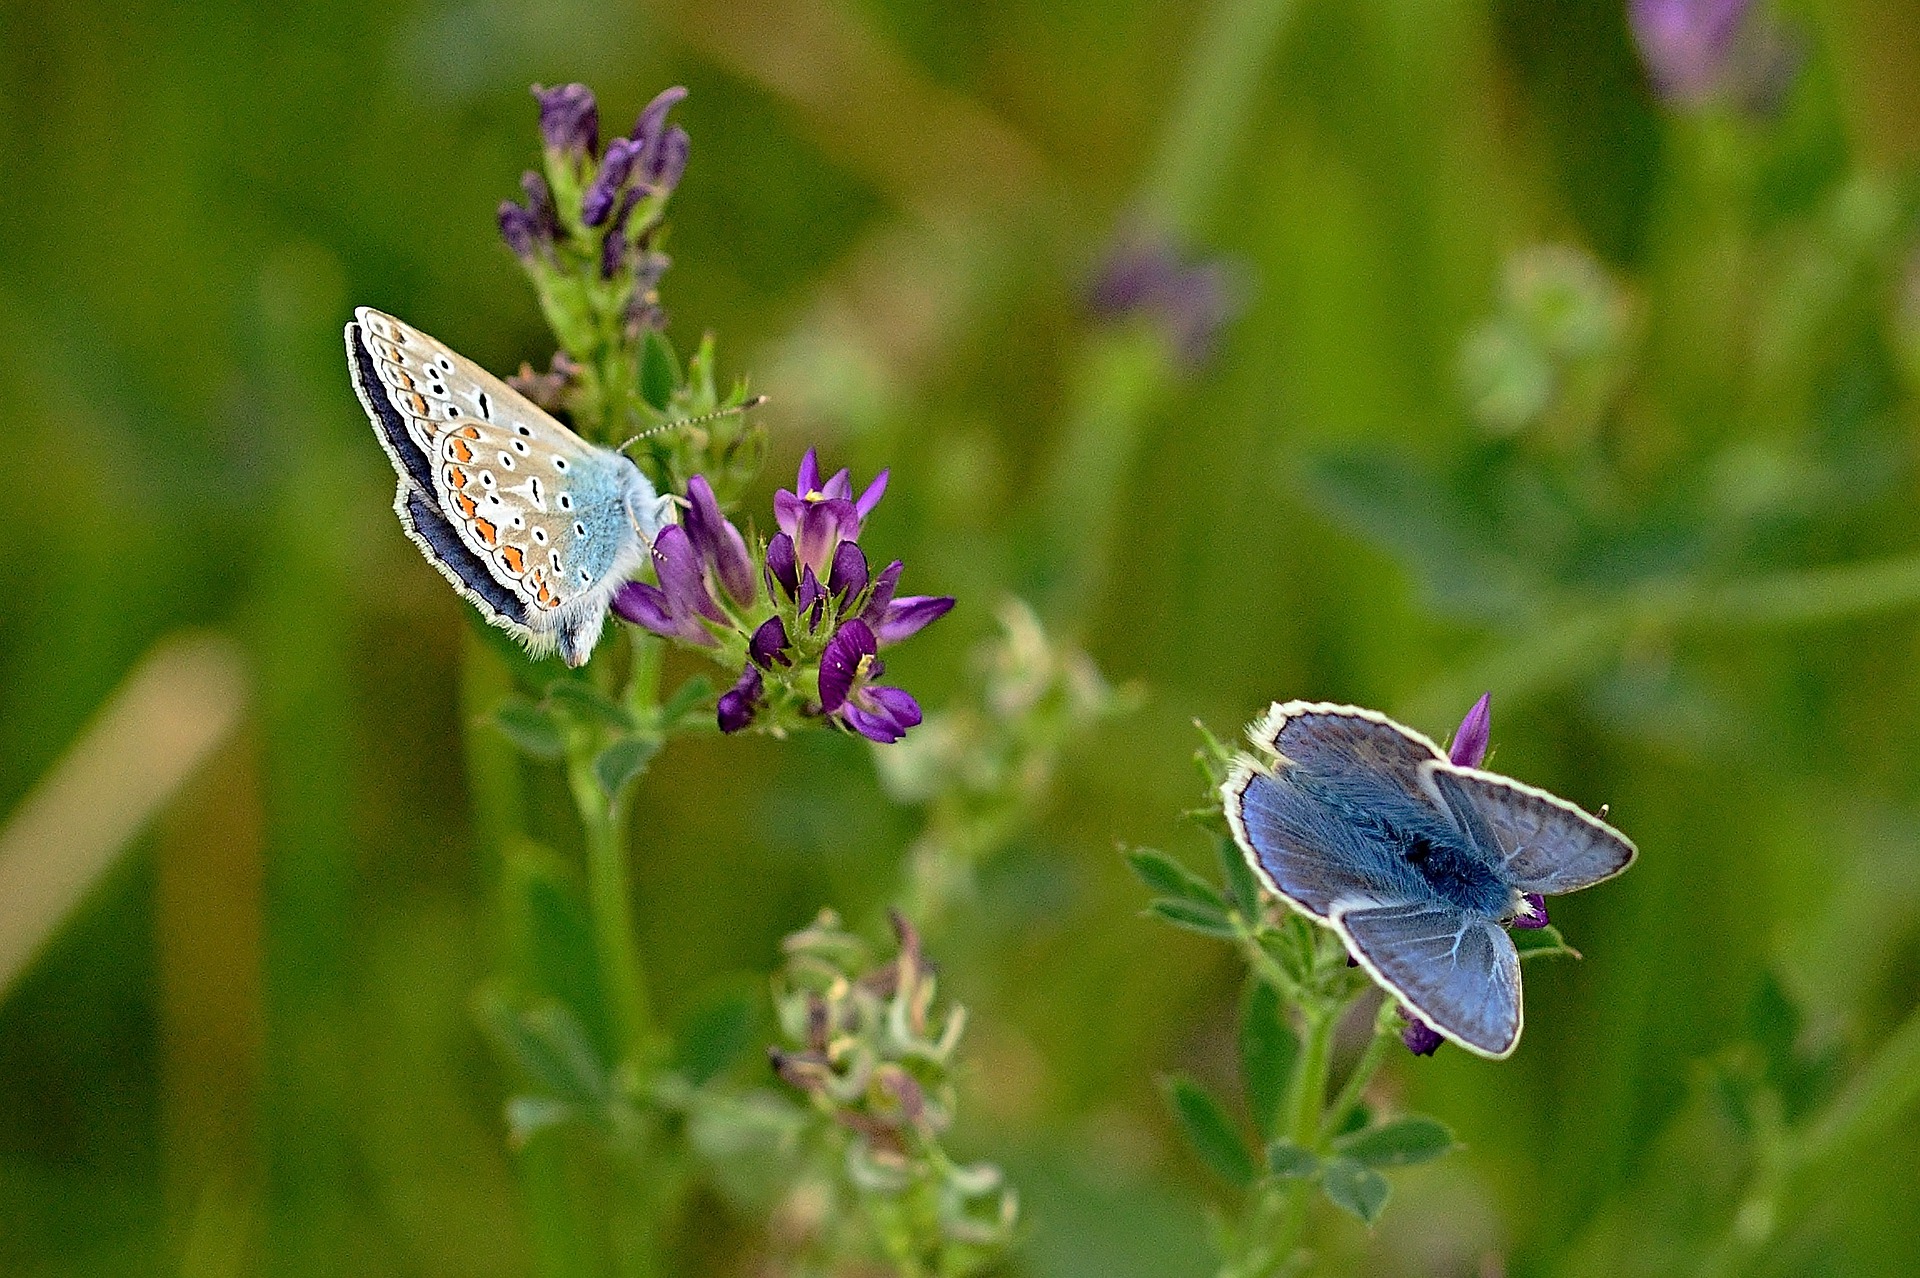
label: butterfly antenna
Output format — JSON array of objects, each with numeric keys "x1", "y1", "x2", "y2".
[{"x1": 617, "y1": 395, "x2": 768, "y2": 455}]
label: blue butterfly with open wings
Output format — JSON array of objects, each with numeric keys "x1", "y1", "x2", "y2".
[{"x1": 1222, "y1": 699, "x2": 1636, "y2": 1058}]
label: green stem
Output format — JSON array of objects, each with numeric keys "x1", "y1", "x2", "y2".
[
  {"x1": 1319, "y1": 1002, "x2": 1398, "y2": 1142},
  {"x1": 1263, "y1": 1001, "x2": 1338, "y2": 1270},
  {"x1": 1140, "y1": 0, "x2": 1301, "y2": 237}
]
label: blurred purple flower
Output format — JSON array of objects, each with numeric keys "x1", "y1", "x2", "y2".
[
  {"x1": 1091, "y1": 232, "x2": 1238, "y2": 366},
  {"x1": 534, "y1": 83, "x2": 599, "y2": 163},
  {"x1": 1630, "y1": 0, "x2": 1800, "y2": 110},
  {"x1": 1401, "y1": 1013, "x2": 1444, "y2": 1057},
  {"x1": 582, "y1": 137, "x2": 640, "y2": 228},
  {"x1": 718, "y1": 664, "x2": 763, "y2": 734},
  {"x1": 631, "y1": 87, "x2": 689, "y2": 187},
  {"x1": 499, "y1": 172, "x2": 558, "y2": 261},
  {"x1": 1450, "y1": 692, "x2": 1491, "y2": 769},
  {"x1": 818, "y1": 619, "x2": 923, "y2": 744}
]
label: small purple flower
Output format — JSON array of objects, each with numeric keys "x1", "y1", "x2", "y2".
[
  {"x1": 718, "y1": 664, "x2": 763, "y2": 734},
  {"x1": 581, "y1": 136, "x2": 641, "y2": 228},
  {"x1": 533, "y1": 83, "x2": 599, "y2": 163},
  {"x1": 764, "y1": 532, "x2": 799, "y2": 599},
  {"x1": 631, "y1": 87, "x2": 689, "y2": 187},
  {"x1": 1450, "y1": 692, "x2": 1492, "y2": 769},
  {"x1": 499, "y1": 172, "x2": 559, "y2": 260},
  {"x1": 773, "y1": 449, "x2": 889, "y2": 581},
  {"x1": 611, "y1": 525, "x2": 725, "y2": 646},
  {"x1": 818, "y1": 619, "x2": 923, "y2": 743},
  {"x1": 683, "y1": 475, "x2": 756, "y2": 605},
  {"x1": 1401, "y1": 1012, "x2": 1444, "y2": 1057},
  {"x1": 1629, "y1": 0, "x2": 1800, "y2": 110}
]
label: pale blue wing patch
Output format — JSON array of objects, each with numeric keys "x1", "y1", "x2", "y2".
[
  {"x1": 1426, "y1": 765, "x2": 1636, "y2": 896},
  {"x1": 1248, "y1": 702, "x2": 1446, "y2": 795},
  {"x1": 1332, "y1": 898, "x2": 1523, "y2": 1059}
]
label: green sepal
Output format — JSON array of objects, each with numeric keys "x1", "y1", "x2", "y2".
[
  {"x1": 1239, "y1": 978, "x2": 1296, "y2": 1142},
  {"x1": 492, "y1": 696, "x2": 565, "y2": 758},
  {"x1": 1265, "y1": 1140, "x2": 1319, "y2": 1179},
  {"x1": 1162, "y1": 1075, "x2": 1257, "y2": 1187},
  {"x1": 1320, "y1": 1156, "x2": 1390, "y2": 1224},
  {"x1": 640, "y1": 329, "x2": 682, "y2": 410},
  {"x1": 1332, "y1": 1115, "x2": 1458, "y2": 1167}
]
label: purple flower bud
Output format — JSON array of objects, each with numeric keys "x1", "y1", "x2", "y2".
[
  {"x1": 654, "y1": 525, "x2": 726, "y2": 628},
  {"x1": 1090, "y1": 231, "x2": 1238, "y2": 367},
  {"x1": 522, "y1": 171, "x2": 557, "y2": 234},
  {"x1": 581, "y1": 137, "x2": 640, "y2": 227},
  {"x1": 1630, "y1": 0, "x2": 1749, "y2": 104},
  {"x1": 765, "y1": 532, "x2": 798, "y2": 599},
  {"x1": 644, "y1": 126, "x2": 689, "y2": 191},
  {"x1": 1511, "y1": 893, "x2": 1551, "y2": 931},
  {"x1": 631, "y1": 86, "x2": 688, "y2": 154},
  {"x1": 828, "y1": 541, "x2": 869, "y2": 601},
  {"x1": 872, "y1": 595, "x2": 955, "y2": 645},
  {"x1": 717, "y1": 664, "x2": 763, "y2": 733},
  {"x1": 817, "y1": 619, "x2": 923, "y2": 743},
  {"x1": 600, "y1": 221, "x2": 627, "y2": 280},
  {"x1": 499, "y1": 200, "x2": 541, "y2": 259},
  {"x1": 863, "y1": 560, "x2": 904, "y2": 620},
  {"x1": 533, "y1": 83, "x2": 599, "y2": 162},
  {"x1": 749, "y1": 616, "x2": 793, "y2": 669},
  {"x1": 683, "y1": 476, "x2": 757, "y2": 605},
  {"x1": 797, "y1": 566, "x2": 827, "y2": 632},
  {"x1": 1402, "y1": 1015, "x2": 1444, "y2": 1057},
  {"x1": 1450, "y1": 693, "x2": 1491, "y2": 769}
]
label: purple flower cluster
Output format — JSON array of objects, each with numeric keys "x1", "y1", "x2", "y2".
[
  {"x1": 499, "y1": 83, "x2": 690, "y2": 286},
  {"x1": 613, "y1": 450, "x2": 953, "y2": 742}
]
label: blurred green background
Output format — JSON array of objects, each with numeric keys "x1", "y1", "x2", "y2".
[{"x1": 6, "y1": 0, "x2": 1920, "y2": 1273}]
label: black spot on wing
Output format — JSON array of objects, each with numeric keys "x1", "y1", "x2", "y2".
[
  {"x1": 404, "y1": 489, "x2": 528, "y2": 625},
  {"x1": 348, "y1": 322, "x2": 435, "y2": 492}
]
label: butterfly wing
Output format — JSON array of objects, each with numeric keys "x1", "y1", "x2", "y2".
[
  {"x1": 349, "y1": 307, "x2": 661, "y2": 665},
  {"x1": 1333, "y1": 898, "x2": 1523, "y2": 1058},
  {"x1": 1249, "y1": 701, "x2": 1448, "y2": 791},
  {"x1": 1427, "y1": 766, "x2": 1636, "y2": 896}
]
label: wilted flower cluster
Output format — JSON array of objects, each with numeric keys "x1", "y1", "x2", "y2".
[
  {"x1": 768, "y1": 909, "x2": 1017, "y2": 1259},
  {"x1": 499, "y1": 82, "x2": 688, "y2": 348},
  {"x1": 613, "y1": 449, "x2": 953, "y2": 741}
]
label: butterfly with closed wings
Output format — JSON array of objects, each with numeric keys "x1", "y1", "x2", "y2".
[
  {"x1": 346, "y1": 307, "x2": 673, "y2": 666},
  {"x1": 1222, "y1": 701, "x2": 1636, "y2": 1058}
]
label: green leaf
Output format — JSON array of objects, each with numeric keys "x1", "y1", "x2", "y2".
[
  {"x1": 1333, "y1": 1101, "x2": 1372, "y2": 1137},
  {"x1": 1513, "y1": 923, "x2": 1581, "y2": 961},
  {"x1": 1333, "y1": 1115, "x2": 1459, "y2": 1167},
  {"x1": 1239, "y1": 978, "x2": 1296, "y2": 1142},
  {"x1": 659, "y1": 674, "x2": 715, "y2": 730},
  {"x1": 473, "y1": 991, "x2": 609, "y2": 1106},
  {"x1": 492, "y1": 696, "x2": 565, "y2": 758},
  {"x1": 544, "y1": 678, "x2": 635, "y2": 730},
  {"x1": 1163, "y1": 1076, "x2": 1256, "y2": 1188},
  {"x1": 676, "y1": 986, "x2": 758, "y2": 1087},
  {"x1": 1216, "y1": 834, "x2": 1264, "y2": 920},
  {"x1": 1125, "y1": 848, "x2": 1226, "y2": 908},
  {"x1": 640, "y1": 329, "x2": 682, "y2": 410},
  {"x1": 1320, "y1": 1157, "x2": 1390, "y2": 1224},
  {"x1": 594, "y1": 735, "x2": 658, "y2": 797},
  {"x1": 1266, "y1": 1140, "x2": 1319, "y2": 1179},
  {"x1": 1146, "y1": 898, "x2": 1238, "y2": 939}
]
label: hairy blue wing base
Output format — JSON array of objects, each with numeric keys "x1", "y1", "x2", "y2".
[
  {"x1": 1250, "y1": 701, "x2": 1445, "y2": 795},
  {"x1": 1228, "y1": 768, "x2": 1412, "y2": 918},
  {"x1": 1333, "y1": 899, "x2": 1522, "y2": 1059}
]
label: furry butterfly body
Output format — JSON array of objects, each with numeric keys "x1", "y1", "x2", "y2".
[
  {"x1": 346, "y1": 307, "x2": 672, "y2": 666},
  {"x1": 1222, "y1": 701, "x2": 1635, "y2": 1058}
]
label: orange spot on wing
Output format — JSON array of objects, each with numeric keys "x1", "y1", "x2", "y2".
[
  {"x1": 453, "y1": 491, "x2": 477, "y2": 519},
  {"x1": 472, "y1": 518, "x2": 498, "y2": 546},
  {"x1": 401, "y1": 391, "x2": 428, "y2": 416},
  {"x1": 445, "y1": 465, "x2": 467, "y2": 489},
  {"x1": 447, "y1": 438, "x2": 473, "y2": 463},
  {"x1": 499, "y1": 545, "x2": 526, "y2": 576},
  {"x1": 456, "y1": 424, "x2": 480, "y2": 440}
]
